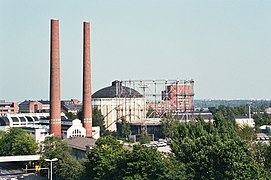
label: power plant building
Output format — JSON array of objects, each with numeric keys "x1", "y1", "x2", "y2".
[{"x1": 92, "y1": 81, "x2": 145, "y2": 131}]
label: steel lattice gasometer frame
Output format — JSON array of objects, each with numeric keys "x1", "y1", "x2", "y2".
[{"x1": 121, "y1": 79, "x2": 195, "y2": 119}]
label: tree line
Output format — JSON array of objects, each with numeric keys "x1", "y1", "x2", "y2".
[{"x1": 2, "y1": 106, "x2": 271, "y2": 179}]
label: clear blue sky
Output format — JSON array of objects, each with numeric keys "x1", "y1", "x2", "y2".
[{"x1": 1, "y1": 0, "x2": 271, "y2": 101}]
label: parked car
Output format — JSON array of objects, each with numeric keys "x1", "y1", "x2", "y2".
[{"x1": 157, "y1": 142, "x2": 167, "y2": 147}]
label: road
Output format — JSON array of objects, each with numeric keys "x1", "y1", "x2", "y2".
[{"x1": 0, "y1": 163, "x2": 46, "y2": 180}]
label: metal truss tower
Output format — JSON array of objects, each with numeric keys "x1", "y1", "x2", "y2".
[{"x1": 121, "y1": 79, "x2": 195, "y2": 121}]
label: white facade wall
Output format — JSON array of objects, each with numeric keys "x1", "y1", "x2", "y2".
[
  {"x1": 92, "y1": 98, "x2": 145, "y2": 131},
  {"x1": 67, "y1": 119, "x2": 86, "y2": 138},
  {"x1": 92, "y1": 126, "x2": 100, "y2": 139},
  {"x1": 235, "y1": 118, "x2": 255, "y2": 128}
]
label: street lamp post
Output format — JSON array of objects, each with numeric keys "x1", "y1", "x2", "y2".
[{"x1": 45, "y1": 158, "x2": 58, "y2": 180}]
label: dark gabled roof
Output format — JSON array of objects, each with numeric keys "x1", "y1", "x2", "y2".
[
  {"x1": 19, "y1": 100, "x2": 33, "y2": 106},
  {"x1": 33, "y1": 117, "x2": 39, "y2": 121},
  {"x1": 64, "y1": 137, "x2": 96, "y2": 151},
  {"x1": 19, "y1": 117, "x2": 26, "y2": 122},
  {"x1": 38, "y1": 100, "x2": 50, "y2": 105},
  {"x1": 0, "y1": 117, "x2": 10, "y2": 126},
  {"x1": 92, "y1": 80, "x2": 143, "y2": 99},
  {"x1": 11, "y1": 117, "x2": 19, "y2": 122},
  {"x1": 25, "y1": 116, "x2": 34, "y2": 122}
]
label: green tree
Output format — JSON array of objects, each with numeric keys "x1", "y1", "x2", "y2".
[
  {"x1": 78, "y1": 107, "x2": 107, "y2": 136},
  {"x1": 120, "y1": 145, "x2": 180, "y2": 180},
  {"x1": 0, "y1": 130, "x2": 5, "y2": 139},
  {"x1": 0, "y1": 128, "x2": 38, "y2": 156},
  {"x1": 82, "y1": 136, "x2": 186, "y2": 180},
  {"x1": 161, "y1": 116, "x2": 179, "y2": 139},
  {"x1": 235, "y1": 125, "x2": 256, "y2": 143},
  {"x1": 139, "y1": 131, "x2": 151, "y2": 144},
  {"x1": 82, "y1": 136, "x2": 129, "y2": 180},
  {"x1": 117, "y1": 118, "x2": 131, "y2": 138},
  {"x1": 65, "y1": 112, "x2": 77, "y2": 120},
  {"x1": 146, "y1": 106, "x2": 156, "y2": 118},
  {"x1": 266, "y1": 126, "x2": 271, "y2": 135},
  {"x1": 170, "y1": 121, "x2": 265, "y2": 179},
  {"x1": 92, "y1": 107, "x2": 107, "y2": 136},
  {"x1": 253, "y1": 112, "x2": 271, "y2": 126},
  {"x1": 40, "y1": 136, "x2": 83, "y2": 180},
  {"x1": 264, "y1": 143, "x2": 271, "y2": 174},
  {"x1": 251, "y1": 142, "x2": 268, "y2": 168}
]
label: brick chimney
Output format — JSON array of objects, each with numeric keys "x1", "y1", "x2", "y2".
[
  {"x1": 82, "y1": 21, "x2": 92, "y2": 137},
  {"x1": 50, "y1": 19, "x2": 61, "y2": 138}
]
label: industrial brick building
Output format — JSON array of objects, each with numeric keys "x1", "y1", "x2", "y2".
[{"x1": 0, "y1": 101, "x2": 19, "y2": 114}]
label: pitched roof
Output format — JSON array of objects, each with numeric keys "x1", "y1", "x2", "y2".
[
  {"x1": 64, "y1": 137, "x2": 96, "y2": 151},
  {"x1": 92, "y1": 80, "x2": 143, "y2": 98}
]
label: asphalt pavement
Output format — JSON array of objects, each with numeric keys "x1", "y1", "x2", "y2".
[{"x1": 0, "y1": 163, "x2": 46, "y2": 180}]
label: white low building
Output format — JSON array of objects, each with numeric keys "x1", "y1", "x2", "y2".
[
  {"x1": 235, "y1": 116, "x2": 255, "y2": 128},
  {"x1": 66, "y1": 119, "x2": 100, "y2": 139},
  {"x1": 67, "y1": 119, "x2": 86, "y2": 138},
  {"x1": 0, "y1": 113, "x2": 50, "y2": 131}
]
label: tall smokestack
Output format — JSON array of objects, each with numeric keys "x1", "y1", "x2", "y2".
[
  {"x1": 83, "y1": 21, "x2": 92, "y2": 137},
  {"x1": 50, "y1": 19, "x2": 61, "y2": 138}
]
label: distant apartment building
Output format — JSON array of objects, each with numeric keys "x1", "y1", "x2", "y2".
[
  {"x1": 18, "y1": 99, "x2": 82, "y2": 114},
  {"x1": 61, "y1": 99, "x2": 82, "y2": 114},
  {"x1": 0, "y1": 101, "x2": 19, "y2": 114},
  {"x1": 19, "y1": 100, "x2": 43, "y2": 113},
  {"x1": 38, "y1": 100, "x2": 50, "y2": 112},
  {"x1": 146, "y1": 84, "x2": 194, "y2": 115}
]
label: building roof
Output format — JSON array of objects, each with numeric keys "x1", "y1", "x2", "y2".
[
  {"x1": 19, "y1": 100, "x2": 34, "y2": 106},
  {"x1": 0, "y1": 117, "x2": 10, "y2": 126},
  {"x1": 39, "y1": 100, "x2": 50, "y2": 105},
  {"x1": 64, "y1": 137, "x2": 96, "y2": 151},
  {"x1": 92, "y1": 80, "x2": 143, "y2": 98}
]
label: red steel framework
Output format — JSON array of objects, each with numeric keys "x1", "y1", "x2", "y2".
[{"x1": 120, "y1": 79, "x2": 195, "y2": 120}]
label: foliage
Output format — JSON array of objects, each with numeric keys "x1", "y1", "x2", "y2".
[
  {"x1": 116, "y1": 118, "x2": 131, "y2": 138},
  {"x1": 161, "y1": 116, "x2": 179, "y2": 139},
  {"x1": 146, "y1": 106, "x2": 157, "y2": 118},
  {"x1": 65, "y1": 112, "x2": 77, "y2": 120},
  {"x1": 40, "y1": 136, "x2": 83, "y2": 180},
  {"x1": 235, "y1": 125, "x2": 256, "y2": 143},
  {"x1": 0, "y1": 128, "x2": 38, "y2": 156},
  {"x1": 251, "y1": 142, "x2": 268, "y2": 167},
  {"x1": 209, "y1": 105, "x2": 250, "y2": 121},
  {"x1": 266, "y1": 126, "x2": 271, "y2": 135},
  {"x1": 92, "y1": 107, "x2": 107, "y2": 136},
  {"x1": 120, "y1": 145, "x2": 177, "y2": 180},
  {"x1": 209, "y1": 105, "x2": 271, "y2": 127},
  {"x1": 82, "y1": 136, "x2": 186, "y2": 180},
  {"x1": 254, "y1": 112, "x2": 271, "y2": 126},
  {"x1": 94, "y1": 136, "x2": 123, "y2": 149},
  {"x1": 170, "y1": 119, "x2": 265, "y2": 179},
  {"x1": 139, "y1": 131, "x2": 151, "y2": 144},
  {"x1": 0, "y1": 130, "x2": 5, "y2": 139},
  {"x1": 264, "y1": 143, "x2": 271, "y2": 173},
  {"x1": 78, "y1": 107, "x2": 107, "y2": 136},
  {"x1": 81, "y1": 136, "x2": 129, "y2": 180}
]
